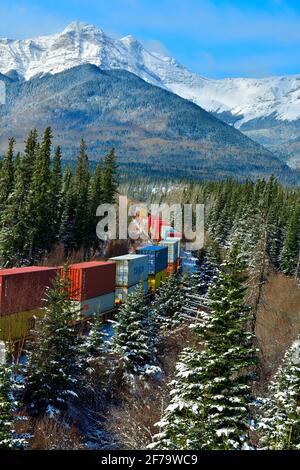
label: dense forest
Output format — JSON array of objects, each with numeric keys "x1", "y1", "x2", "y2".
[
  {"x1": 0, "y1": 128, "x2": 118, "y2": 267},
  {"x1": 0, "y1": 129, "x2": 300, "y2": 450}
]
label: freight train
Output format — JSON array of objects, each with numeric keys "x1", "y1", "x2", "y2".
[{"x1": 0, "y1": 238, "x2": 182, "y2": 343}]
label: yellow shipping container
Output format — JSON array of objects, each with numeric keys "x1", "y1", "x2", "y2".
[
  {"x1": 0, "y1": 309, "x2": 44, "y2": 342},
  {"x1": 148, "y1": 269, "x2": 167, "y2": 292}
]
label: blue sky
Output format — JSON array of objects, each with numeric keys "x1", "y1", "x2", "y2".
[{"x1": 1, "y1": 0, "x2": 300, "y2": 78}]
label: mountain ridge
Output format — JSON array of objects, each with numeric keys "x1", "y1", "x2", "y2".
[
  {"x1": 1, "y1": 22, "x2": 300, "y2": 166},
  {"x1": 0, "y1": 63, "x2": 296, "y2": 183}
]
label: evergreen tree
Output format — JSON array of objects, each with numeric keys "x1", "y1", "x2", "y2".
[
  {"x1": 258, "y1": 338, "x2": 300, "y2": 450},
  {"x1": 0, "y1": 138, "x2": 15, "y2": 214},
  {"x1": 112, "y1": 283, "x2": 156, "y2": 378},
  {"x1": 49, "y1": 146, "x2": 63, "y2": 245},
  {"x1": 82, "y1": 314, "x2": 107, "y2": 375},
  {"x1": 88, "y1": 160, "x2": 104, "y2": 249},
  {"x1": 59, "y1": 169, "x2": 76, "y2": 253},
  {"x1": 24, "y1": 273, "x2": 82, "y2": 416},
  {"x1": 0, "y1": 348, "x2": 25, "y2": 449},
  {"x1": 72, "y1": 139, "x2": 90, "y2": 249},
  {"x1": 280, "y1": 208, "x2": 300, "y2": 276},
  {"x1": 25, "y1": 127, "x2": 52, "y2": 258},
  {"x1": 150, "y1": 246, "x2": 256, "y2": 450},
  {"x1": 23, "y1": 129, "x2": 38, "y2": 187},
  {"x1": 152, "y1": 275, "x2": 186, "y2": 330},
  {"x1": 0, "y1": 155, "x2": 27, "y2": 266},
  {"x1": 102, "y1": 148, "x2": 118, "y2": 204}
]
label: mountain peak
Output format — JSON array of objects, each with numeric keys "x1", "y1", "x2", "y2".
[{"x1": 62, "y1": 21, "x2": 105, "y2": 35}]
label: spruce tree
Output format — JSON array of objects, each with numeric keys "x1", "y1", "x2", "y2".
[
  {"x1": 23, "y1": 129, "x2": 38, "y2": 187},
  {"x1": 102, "y1": 148, "x2": 118, "y2": 204},
  {"x1": 24, "y1": 273, "x2": 82, "y2": 416},
  {"x1": 0, "y1": 155, "x2": 27, "y2": 266},
  {"x1": 59, "y1": 169, "x2": 76, "y2": 253},
  {"x1": 150, "y1": 246, "x2": 256, "y2": 450},
  {"x1": 72, "y1": 139, "x2": 90, "y2": 249},
  {"x1": 88, "y1": 160, "x2": 104, "y2": 249},
  {"x1": 280, "y1": 208, "x2": 300, "y2": 276},
  {"x1": 258, "y1": 339, "x2": 300, "y2": 450},
  {"x1": 25, "y1": 127, "x2": 52, "y2": 258},
  {"x1": 0, "y1": 138, "x2": 15, "y2": 214},
  {"x1": 49, "y1": 146, "x2": 63, "y2": 245},
  {"x1": 152, "y1": 275, "x2": 186, "y2": 330},
  {"x1": 0, "y1": 348, "x2": 25, "y2": 449},
  {"x1": 112, "y1": 283, "x2": 155, "y2": 378}
]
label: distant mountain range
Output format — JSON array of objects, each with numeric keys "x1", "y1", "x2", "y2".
[
  {"x1": 0, "y1": 63, "x2": 295, "y2": 182},
  {"x1": 0, "y1": 22, "x2": 300, "y2": 182}
]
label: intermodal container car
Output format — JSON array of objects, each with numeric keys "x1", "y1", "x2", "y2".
[
  {"x1": 0, "y1": 266, "x2": 59, "y2": 317},
  {"x1": 136, "y1": 245, "x2": 168, "y2": 275},
  {"x1": 115, "y1": 280, "x2": 148, "y2": 303},
  {"x1": 166, "y1": 237, "x2": 181, "y2": 258},
  {"x1": 159, "y1": 240, "x2": 179, "y2": 263},
  {"x1": 71, "y1": 292, "x2": 116, "y2": 318},
  {"x1": 148, "y1": 270, "x2": 167, "y2": 291},
  {"x1": 0, "y1": 308, "x2": 44, "y2": 342},
  {"x1": 167, "y1": 260, "x2": 179, "y2": 276},
  {"x1": 109, "y1": 255, "x2": 148, "y2": 287},
  {"x1": 65, "y1": 261, "x2": 116, "y2": 301}
]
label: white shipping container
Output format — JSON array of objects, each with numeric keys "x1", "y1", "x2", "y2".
[
  {"x1": 109, "y1": 254, "x2": 148, "y2": 287},
  {"x1": 71, "y1": 292, "x2": 116, "y2": 317},
  {"x1": 159, "y1": 240, "x2": 179, "y2": 263},
  {"x1": 166, "y1": 237, "x2": 181, "y2": 258},
  {"x1": 115, "y1": 280, "x2": 148, "y2": 303}
]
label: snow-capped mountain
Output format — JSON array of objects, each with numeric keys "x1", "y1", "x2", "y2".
[
  {"x1": 1, "y1": 21, "x2": 300, "y2": 165},
  {"x1": 1, "y1": 21, "x2": 300, "y2": 125}
]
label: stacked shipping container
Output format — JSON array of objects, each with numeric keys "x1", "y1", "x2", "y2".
[
  {"x1": 64, "y1": 261, "x2": 116, "y2": 317},
  {"x1": 109, "y1": 254, "x2": 148, "y2": 302},
  {"x1": 159, "y1": 239, "x2": 179, "y2": 275},
  {"x1": 136, "y1": 245, "x2": 168, "y2": 291},
  {"x1": 0, "y1": 266, "x2": 59, "y2": 341}
]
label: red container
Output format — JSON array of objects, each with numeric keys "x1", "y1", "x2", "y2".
[
  {"x1": 0, "y1": 266, "x2": 59, "y2": 316},
  {"x1": 65, "y1": 261, "x2": 116, "y2": 301},
  {"x1": 166, "y1": 260, "x2": 178, "y2": 276}
]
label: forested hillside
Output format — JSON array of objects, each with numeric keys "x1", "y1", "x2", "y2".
[{"x1": 0, "y1": 65, "x2": 296, "y2": 183}]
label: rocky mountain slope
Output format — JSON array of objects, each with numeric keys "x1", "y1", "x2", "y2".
[
  {"x1": 1, "y1": 22, "x2": 300, "y2": 166},
  {"x1": 0, "y1": 64, "x2": 294, "y2": 182}
]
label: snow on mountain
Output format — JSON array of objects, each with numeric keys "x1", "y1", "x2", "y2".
[{"x1": 1, "y1": 21, "x2": 300, "y2": 128}]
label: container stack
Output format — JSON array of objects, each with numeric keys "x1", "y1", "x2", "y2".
[
  {"x1": 65, "y1": 261, "x2": 116, "y2": 317},
  {"x1": 166, "y1": 237, "x2": 181, "y2": 269},
  {"x1": 136, "y1": 245, "x2": 168, "y2": 291},
  {"x1": 109, "y1": 254, "x2": 148, "y2": 303},
  {"x1": 0, "y1": 266, "x2": 59, "y2": 341},
  {"x1": 159, "y1": 239, "x2": 179, "y2": 275}
]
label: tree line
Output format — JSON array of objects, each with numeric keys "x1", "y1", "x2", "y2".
[{"x1": 0, "y1": 128, "x2": 118, "y2": 267}]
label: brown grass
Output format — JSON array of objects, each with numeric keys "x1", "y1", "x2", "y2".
[
  {"x1": 28, "y1": 416, "x2": 84, "y2": 450},
  {"x1": 255, "y1": 273, "x2": 300, "y2": 388}
]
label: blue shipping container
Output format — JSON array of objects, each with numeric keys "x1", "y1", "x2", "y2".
[
  {"x1": 109, "y1": 254, "x2": 148, "y2": 287},
  {"x1": 136, "y1": 245, "x2": 168, "y2": 274}
]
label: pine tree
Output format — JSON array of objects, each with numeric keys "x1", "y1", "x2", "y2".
[
  {"x1": 112, "y1": 283, "x2": 156, "y2": 378},
  {"x1": 87, "y1": 160, "x2": 104, "y2": 249},
  {"x1": 23, "y1": 129, "x2": 38, "y2": 187},
  {"x1": 49, "y1": 146, "x2": 63, "y2": 245},
  {"x1": 24, "y1": 273, "x2": 82, "y2": 416},
  {"x1": 82, "y1": 314, "x2": 108, "y2": 376},
  {"x1": 280, "y1": 208, "x2": 300, "y2": 276},
  {"x1": 0, "y1": 138, "x2": 15, "y2": 214},
  {"x1": 258, "y1": 338, "x2": 300, "y2": 450},
  {"x1": 25, "y1": 127, "x2": 52, "y2": 258},
  {"x1": 72, "y1": 139, "x2": 90, "y2": 249},
  {"x1": 102, "y1": 148, "x2": 118, "y2": 204},
  {"x1": 0, "y1": 155, "x2": 27, "y2": 266},
  {"x1": 152, "y1": 275, "x2": 186, "y2": 330},
  {"x1": 0, "y1": 348, "x2": 25, "y2": 449},
  {"x1": 59, "y1": 168, "x2": 76, "y2": 253},
  {"x1": 150, "y1": 246, "x2": 256, "y2": 450}
]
